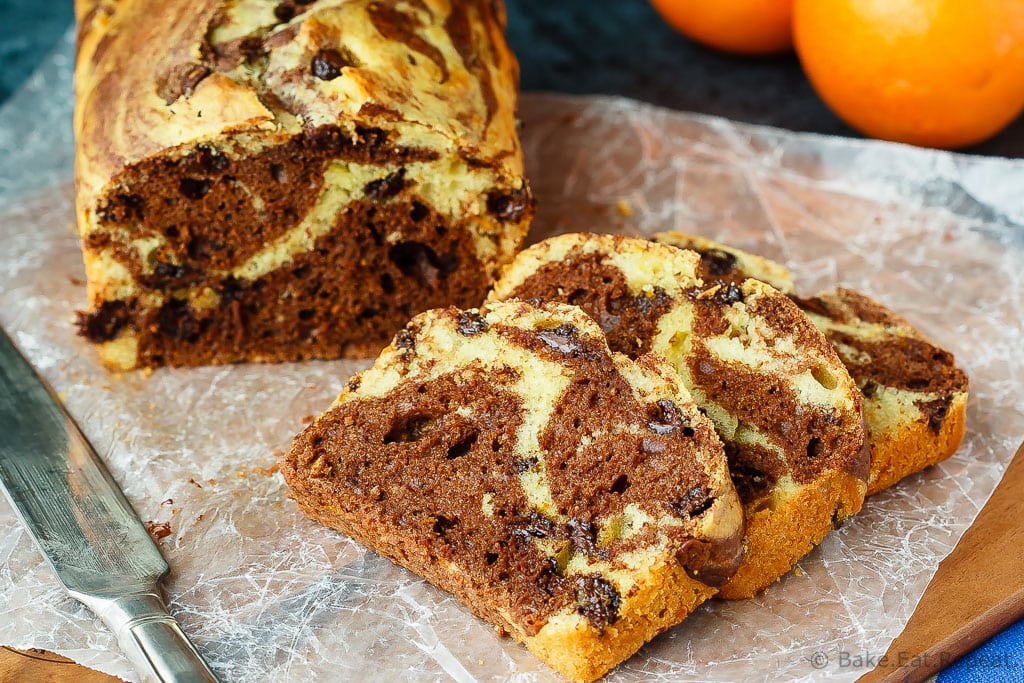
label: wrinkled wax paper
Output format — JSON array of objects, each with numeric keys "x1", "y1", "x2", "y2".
[{"x1": 2, "y1": 33, "x2": 1024, "y2": 683}]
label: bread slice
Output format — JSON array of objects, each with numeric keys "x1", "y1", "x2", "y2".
[
  {"x1": 282, "y1": 300, "x2": 744, "y2": 682},
  {"x1": 488, "y1": 234, "x2": 868, "y2": 599},
  {"x1": 74, "y1": 0, "x2": 531, "y2": 369},
  {"x1": 654, "y1": 232, "x2": 969, "y2": 495}
]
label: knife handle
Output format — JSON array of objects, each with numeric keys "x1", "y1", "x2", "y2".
[{"x1": 80, "y1": 591, "x2": 220, "y2": 683}]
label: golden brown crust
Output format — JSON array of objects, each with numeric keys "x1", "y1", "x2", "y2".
[
  {"x1": 715, "y1": 467, "x2": 866, "y2": 599},
  {"x1": 867, "y1": 392, "x2": 968, "y2": 495},
  {"x1": 526, "y1": 566, "x2": 717, "y2": 682}
]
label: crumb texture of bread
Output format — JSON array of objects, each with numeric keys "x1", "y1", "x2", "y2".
[
  {"x1": 490, "y1": 233, "x2": 869, "y2": 599},
  {"x1": 652, "y1": 232, "x2": 969, "y2": 497},
  {"x1": 654, "y1": 231, "x2": 796, "y2": 295},
  {"x1": 74, "y1": 0, "x2": 531, "y2": 369},
  {"x1": 794, "y1": 289, "x2": 969, "y2": 495},
  {"x1": 282, "y1": 300, "x2": 744, "y2": 682}
]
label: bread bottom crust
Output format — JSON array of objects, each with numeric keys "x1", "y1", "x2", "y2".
[
  {"x1": 717, "y1": 468, "x2": 866, "y2": 600},
  {"x1": 867, "y1": 392, "x2": 968, "y2": 496},
  {"x1": 524, "y1": 565, "x2": 717, "y2": 682}
]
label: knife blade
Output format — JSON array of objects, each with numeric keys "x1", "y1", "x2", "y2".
[{"x1": 0, "y1": 327, "x2": 219, "y2": 683}]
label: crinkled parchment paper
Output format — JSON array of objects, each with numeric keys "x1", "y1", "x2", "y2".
[{"x1": 2, "y1": 33, "x2": 1023, "y2": 683}]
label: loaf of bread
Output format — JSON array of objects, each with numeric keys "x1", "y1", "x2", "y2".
[
  {"x1": 488, "y1": 233, "x2": 869, "y2": 599},
  {"x1": 282, "y1": 300, "x2": 745, "y2": 682},
  {"x1": 653, "y1": 232, "x2": 969, "y2": 496},
  {"x1": 73, "y1": 0, "x2": 531, "y2": 369}
]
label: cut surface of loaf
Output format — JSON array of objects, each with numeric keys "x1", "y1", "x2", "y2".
[
  {"x1": 654, "y1": 232, "x2": 969, "y2": 496},
  {"x1": 489, "y1": 233, "x2": 869, "y2": 599},
  {"x1": 282, "y1": 300, "x2": 744, "y2": 682},
  {"x1": 74, "y1": 0, "x2": 531, "y2": 369}
]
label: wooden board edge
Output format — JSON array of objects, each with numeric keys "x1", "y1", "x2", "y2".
[
  {"x1": 878, "y1": 589, "x2": 1024, "y2": 683},
  {"x1": 860, "y1": 440, "x2": 1024, "y2": 683}
]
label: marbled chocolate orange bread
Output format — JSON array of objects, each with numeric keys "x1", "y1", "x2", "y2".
[
  {"x1": 488, "y1": 234, "x2": 869, "y2": 599},
  {"x1": 73, "y1": 0, "x2": 531, "y2": 369},
  {"x1": 282, "y1": 300, "x2": 744, "y2": 682},
  {"x1": 654, "y1": 232, "x2": 969, "y2": 496}
]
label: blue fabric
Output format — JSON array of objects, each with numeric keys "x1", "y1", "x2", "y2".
[{"x1": 938, "y1": 617, "x2": 1024, "y2": 683}]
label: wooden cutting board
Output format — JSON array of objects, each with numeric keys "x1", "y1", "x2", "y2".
[{"x1": 3, "y1": 441, "x2": 1022, "y2": 683}]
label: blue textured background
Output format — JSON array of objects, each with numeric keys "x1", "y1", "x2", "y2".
[{"x1": 0, "y1": 1, "x2": 1021, "y2": 680}]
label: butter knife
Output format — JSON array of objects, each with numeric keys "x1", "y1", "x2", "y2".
[{"x1": 0, "y1": 327, "x2": 219, "y2": 683}]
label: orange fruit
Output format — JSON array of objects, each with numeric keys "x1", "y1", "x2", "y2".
[
  {"x1": 650, "y1": 0, "x2": 795, "y2": 56},
  {"x1": 793, "y1": 0, "x2": 1024, "y2": 149}
]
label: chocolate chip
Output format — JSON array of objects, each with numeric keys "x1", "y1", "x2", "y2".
[
  {"x1": 274, "y1": 2, "x2": 296, "y2": 21},
  {"x1": 568, "y1": 519, "x2": 600, "y2": 557},
  {"x1": 409, "y1": 201, "x2": 430, "y2": 222},
  {"x1": 311, "y1": 48, "x2": 351, "y2": 80},
  {"x1": 533, "y1": 557, "x2": 563, "y2": 595},
  {"x1": 98, "y1": 193, "x2": 144, "y2": 223},
  {"x1": 861, "y1": 380, "x2": 878, "y2": 398},
  {"x1": 394, "y1": 328, "x2": 416, "y2": 361},
  {"x1": 510, "y1": 513, "x2": 556, "y2": 541},
  {"x1": 194, "y1": 146, "x2": 230, "y2": 173},
  {"x1": 574, "y1": 575, "x2": 620, "y2": 629},
  {"x1": 457, "y1": 311, "x2": 489, "y2": 336},
  {"x1": 486, "y1": 187, "x2": 531, "y2": 222},
  {"x1": 363, "y1": 168, "x2": 408, "y2": 200},
  {"x1": 673, "y1": 485, "x2": 714, "y2": 517},
  {"x1": 238, "y1": 36, "x2": 266, "y2": 62},
  {"x1": 511, "y1": 456, "x2": 538, "y2": 473},
  {"x1": 156, "y1": 62, "x2": 210, "y2": 104},
  {"x1": 270, "y1": 164, "x2": 289, "y2": 183},
  {"x1": 537, "y1": 324, "x2": 583, "y2": 355},
  {"x1": 918, "y1": 396, "x2": 952, "y2": 434},
  {"x1": 648, "y1": 399, "x2": 685, "y2": 434},
  {"x1": 635, "y1": 286, "x2": 670, "y2": 314},
  {"x1": 179, "y1": 177, "x2": 212, "y2": 200},
  {"x1": 702, "y1": 248, "x2": 739, "y2": 277},
  {"x1": 76, "y1": 300, "x2": 130, "y2": 343},
  {"x1": 156, "y1": 300, "x2": 204, "y2": 342},
  {"x1": 713, "y1": 282, "x2": 744, "y2": 305}
]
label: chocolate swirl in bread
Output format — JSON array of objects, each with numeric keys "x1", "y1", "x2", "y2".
[
  {"x1": 488, "y1": 233, "x2": 869, "y2": 599},
  {"x1": 283, "y1": 300, "x2": 744, "y2": 682},
  {"x1": 74, "y1": 0, "x2": 531, "y2": 369},
  {"x1": 654, "y1": 232, "x2": 969, "y2": 496}
]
